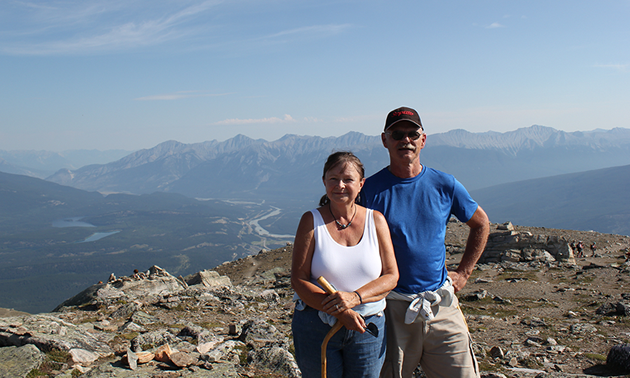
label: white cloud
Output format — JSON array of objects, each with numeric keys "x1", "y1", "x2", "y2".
[
  {"x1": 1, "y1": 1, "x2": 352, "y2": 56},
  {"x1": 1, "y1": 0, "x2": 222, "y2": 55},
  {"x1": 259, "y1": 24, "x2": 352, "y2": 41},
  {"x1": 486, "y1": 22, "x2": 505, "y2": 29},
  {"x1": 134, "y1": 91, "x2": 231, "y2": 101},
  {"x1": 333, "y1": 114, "x2": 381, "y2": 123},
  {"x1": 215, "y1": 114, "x2": 296, "y2": 125},
  {"x1": 594, "y1": 63, "x2": 628, "y2": 72}
]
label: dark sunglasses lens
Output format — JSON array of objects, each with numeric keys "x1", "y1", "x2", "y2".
[
  {"x1": 391, "y1": 130, "x2": 420, "y2": 141},
  {"x1": 390, "y1": 130, "x2": 405, "y2": 140}
]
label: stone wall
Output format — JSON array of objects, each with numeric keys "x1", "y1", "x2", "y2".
[{"x1": 479, "y1": 222, "x2": 575, "y2": 265}]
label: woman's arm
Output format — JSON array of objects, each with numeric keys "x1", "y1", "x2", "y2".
[
  {"x1": 291, "y1": 211, "x2": 329, "y2": 311},
  {"x1": 322, "y1": 210, "x2": 399, "y2": 313}
]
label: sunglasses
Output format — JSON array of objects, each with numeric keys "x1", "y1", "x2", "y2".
[
  {"x1": 360, "y1": 315, "x2": 379, "y2": 337},
  {"x1": 387, "y1": 130, "x2": 423, "y2": 141}
]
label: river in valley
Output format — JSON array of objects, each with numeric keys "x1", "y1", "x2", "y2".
[{"x1": 247, "y1": 206, "x2": 295, "y2": 239}]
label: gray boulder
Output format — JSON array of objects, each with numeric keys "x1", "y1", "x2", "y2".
[
  {"x1": 596, "y1": 302, "x2": 630, "y2": 316},
  {"x1": 130, "y1": 330, "x2": 179, "y2": 352},
  {"x1": 248, "y1": 344, "x2": 301, "y2": 378},
  {"x1": 0, "y1": 314, "x2": 113, "y2": 360},
  {"x1": 607, "y1": 344, "x2": 630, "y2": 373},
  {"x1": 0, "y1": 344, "x2": 44, "y2": 378},
  {"x1": 55, "y1": 265, "x2": 187, "y2": 310},
  {"x1": 186, "y1": 269, "x2": 232, "y2": 287},
  {"x1": 239, "y1": 318, "x2": 283, "y2": 344}
]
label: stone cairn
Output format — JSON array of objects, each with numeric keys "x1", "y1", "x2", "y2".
[{"x1": 478, "y1": 222, "x2": 575, "y2": 265}]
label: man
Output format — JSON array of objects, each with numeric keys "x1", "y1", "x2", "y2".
[{"x1": 361, "y1": 106, "x2": 490, "y2": 378}]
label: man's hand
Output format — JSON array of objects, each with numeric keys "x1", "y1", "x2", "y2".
[{"x1": 448, "y1": 270, "x2": 470, "y2": 293}]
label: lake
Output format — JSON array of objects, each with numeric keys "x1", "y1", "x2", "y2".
[{"x1": 52, "y1": 217, "x2": 95, "y2": 228}]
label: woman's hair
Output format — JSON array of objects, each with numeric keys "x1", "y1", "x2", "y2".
[{"x1": 319, "y1": 151, "x2": 365, "y2": 206}]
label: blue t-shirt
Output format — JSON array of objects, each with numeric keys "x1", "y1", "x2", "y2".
[{"x1": 361, "y1": 166, "x2": 478, "y2": 294}]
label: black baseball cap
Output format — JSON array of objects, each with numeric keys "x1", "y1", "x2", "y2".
[{"x1": 384, "y1": 106, "x2": 423, "y2": 131}]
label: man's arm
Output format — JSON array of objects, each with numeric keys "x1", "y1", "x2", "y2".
[{"x1": 448, "y1": 206, "x2": 490, "y2": 292}]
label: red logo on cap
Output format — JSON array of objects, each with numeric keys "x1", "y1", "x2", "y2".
[{"x1": 392, "y1": 111, "x2": 414, "y2": 117}]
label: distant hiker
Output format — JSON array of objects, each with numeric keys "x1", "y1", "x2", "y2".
[
  {"x1": 570, "y1": 241, "x2": 576, "y2": 254},
  {"x1": 131, "y1": 268, "x2": 146, "y2": 279},
  {"x1": 361, "y1": 107, "x2": 489, "y2": 378},
  {"x1": 590, "y1": 242, "x2": 597, "y2": 257},
  {"x1": 576, "y1": 241, "x2": 584, "y2": 258},
  {"x1": 291, "y1": 151, "x2": 399, "y2": 378}
]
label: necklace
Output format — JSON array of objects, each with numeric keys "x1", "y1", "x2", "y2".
[{"x1": 329, "y1": 203, "x2": 357, "y2": 230}]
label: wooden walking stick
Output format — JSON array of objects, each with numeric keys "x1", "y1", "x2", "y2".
[{"x1": 318, "y1": 276, "x2": 343, "y2": 378}]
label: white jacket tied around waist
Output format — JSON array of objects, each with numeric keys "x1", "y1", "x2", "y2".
[{"x1": 387, "y1": 277, "x2": 454, "y2": 323}]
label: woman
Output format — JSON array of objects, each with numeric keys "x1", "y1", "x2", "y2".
[{"x1": 291, "y1": 151, "x2": 399, "y2": 378}]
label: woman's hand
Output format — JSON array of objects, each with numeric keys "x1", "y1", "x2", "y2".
[
  {"x1": 321, "y1": 291, "x2": 361, "y2": 314},
  {"x1": 336, "y1": 309, "x2": 366, "y2": 333}
]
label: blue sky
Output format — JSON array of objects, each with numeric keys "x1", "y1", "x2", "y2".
[{"x1": 1, "y1": 0, "x2": 628, "y2": 151}]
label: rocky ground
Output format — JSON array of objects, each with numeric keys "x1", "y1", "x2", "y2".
[
  {"x1": 1, "y1": 221, "x2": 629, "y2": 377},
  {"x1": 450, "y1": 223, "x2": 630, "y2": 377},
  {"x1": 216, "y1": 222, "x2": 630, "y2": 378}
]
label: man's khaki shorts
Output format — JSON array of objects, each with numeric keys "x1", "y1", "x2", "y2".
[{"x1": 380, "y1": 295, "x2": 479, "y2": 378}]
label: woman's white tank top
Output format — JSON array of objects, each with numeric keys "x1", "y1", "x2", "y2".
[{"x1": 310, "y1": 208, "x2": 382, "y2": 292}]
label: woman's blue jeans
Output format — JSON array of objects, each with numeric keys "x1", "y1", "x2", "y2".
[{"x1": 292, "y1": 305, "x2": 386, "y2": 378}]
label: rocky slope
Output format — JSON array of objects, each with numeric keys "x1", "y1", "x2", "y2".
[{"x1": 1, "y1": 222, "x2": 630, "y2": 377}]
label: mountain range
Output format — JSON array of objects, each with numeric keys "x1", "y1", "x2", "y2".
[
  {"x1": 0, "y1": 149, "x2": 131, "y2": 178},
  {"x1": 2, "y1": 125, "x2": 630, "y2": 312},
  {"x1": 3, "y1": 125, "x2": 630, "y2": 233},
  {"x1": 41, "y1": 126, "x2": 630, "y2": 200}
]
